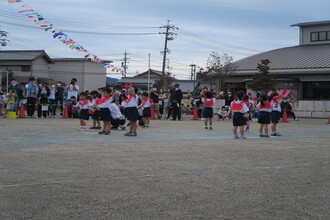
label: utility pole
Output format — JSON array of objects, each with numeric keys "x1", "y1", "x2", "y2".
[
  {"x1": 148, "y1": 53, "x2": 151, "y2": 92},
  {"x1": 190, "y1": 64, "x2": 196, "y2": 91},
  {"x1": 160, "y1": 20, "x2": 178, "y2": 76},
  {"x1": 121, "y1": 50, "x2": 130, "y2": 77}
]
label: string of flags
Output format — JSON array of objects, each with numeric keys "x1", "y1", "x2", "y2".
[{"x1": 5, "y1": 0, "x2": 124, "y2": 73}]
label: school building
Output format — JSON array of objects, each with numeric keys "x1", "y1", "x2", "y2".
[
  {"x1": 0, "y1": 50, "x2": 107, "y2": 92},
  {"x1": 229, "y1": 20, "x2": 330, "y2": 101}
]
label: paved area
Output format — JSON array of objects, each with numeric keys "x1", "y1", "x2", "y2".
[{"x1": 0, "y1": 117, "x2": 329, "y2": 219}]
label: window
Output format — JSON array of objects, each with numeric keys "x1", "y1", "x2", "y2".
[
  {"x1": 21, "y1": 65, "x2": 31, "y2": 72},
  {"x1": 319, "y1": 32, "x2": 327, "y2": 41},
  {"x1": 311, "y1": 32, "x2": 318, "y2": 41},
  {"x1": 303, "y1": 82, "x2": 330, "y2": 100},
  {"x1": 310, "y1": 31, "x2": 330, "y2": 42}
]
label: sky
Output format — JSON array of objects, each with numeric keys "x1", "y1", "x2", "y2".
[{"x1": 0, "y1": 0, "x2": 329, "y2": 79}]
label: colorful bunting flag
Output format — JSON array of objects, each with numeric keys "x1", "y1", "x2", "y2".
[{"x1": 6, "y1": 0, "x2": 120, "y2": 71}]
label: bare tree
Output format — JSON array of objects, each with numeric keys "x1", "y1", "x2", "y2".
[
  {"x1": 200, "y1": 52, "x2": 236, "y2": 93},
  {"x1": 154, "y1": 72, "x2": 174, "y2": 92}
]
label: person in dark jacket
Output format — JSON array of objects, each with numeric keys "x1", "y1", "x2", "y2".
[
  {"x1": 171, "y1": 84, "x2": 183, "y2": 121},
  {"x1": 55, "y1": 83, "x2": 65, "y2": 115},
  {"x1": 280, "y1": 97, "x2": 298, "y2": 120},
  {"x1": 37, "y1": 82, "x2": 50, "y2": 118}
]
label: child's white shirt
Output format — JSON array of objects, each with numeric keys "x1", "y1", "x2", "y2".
[
  {"x1": 109, "y1": 103, "x2": 123, "y2": 119},
  {"x1": 272, "y1": 101, "x2": 281, "y2": 112},
  {"x1": 76, "y1": 101, "x2": 92, "y2": 110},
  {"x1": 98, "y1": 97, "x2": 114, "y2": 108},
  {"x1": 125, "y1": 95, "x2": 138, "y2": 108}
]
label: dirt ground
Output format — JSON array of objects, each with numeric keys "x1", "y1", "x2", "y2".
[{"x1": 0, "y1": 116, "x2": 329, "y2": 220}]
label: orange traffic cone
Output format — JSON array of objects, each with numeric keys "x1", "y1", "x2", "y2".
[
  {"x1": 327, "y1": 115, "x2": 330, "y2": 124},
  {"x1": 63, "y1": 104, "x2": 69, "y2": 118},
  {"x1": 192, "y1": 106, "x2": 198, "y2": 120},
  {"x1": 282, "y1": 109, "x2": 289, "y2": 123},
  {"x1": 18, "y1": 103, "x2": 26, "y2": 118}
]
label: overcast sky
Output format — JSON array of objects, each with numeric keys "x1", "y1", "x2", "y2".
[{"x1": 0, "y1": 0, "x2": 329, "y2": 79}]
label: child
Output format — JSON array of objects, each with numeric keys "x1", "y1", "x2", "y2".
[
  {"x1": 257, "y1": 94, "x2": 272, "y2": 137},
  {"x1": 217, "y1": 106, "x2": 227, "y2": 121},
  {"x1": 123, "y1": 86, "x2": 139, "y2": 136},
  {"x1": 243, "y1": 94, "x2": 252, "y2": 133},
  {"x1": 201, "y1": 91, "x2": 222, "y2": 129},
  {"x1": 270, "y1": 96, "x2": 282, "y2": 136},
  {"x1": 3, "y1": 89, "x2": 16, "y2": 118},
  {"x1": 97, "y1": 88, "x2": 114, "y2": 135},
  {"x1": 228, "y1": 91, "x2": 249, "y2": 139},
  {"x1": 75, "y1": 92, "x2": 92, "y2": 131},
  {"x1": 90, "y1": 90, "x2": 101, "y2": 129},
  {"x1": 138, "y1": 92, "x2": 151, "y2": 128},
  {"x1": 201, "y1": 91, "x2": 215, "y2": 129},
  {"x1": 109, "y1": 101, "x2": 126, "y2": 130}
]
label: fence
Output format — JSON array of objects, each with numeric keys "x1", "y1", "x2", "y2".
[{"x1": 293, "y1": 100, "x2": 330, "y2": 118}]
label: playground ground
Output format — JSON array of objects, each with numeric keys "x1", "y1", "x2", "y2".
[{"x1": 0, "y1": 117, "x2": 329, "y2": 219}]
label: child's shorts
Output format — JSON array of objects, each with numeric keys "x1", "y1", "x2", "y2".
[
  {"x1": 271, "y1": 111, "x2": 281, "y2": 124},
  {"x1": 6, "y1": 103, "x2": 15, "y2": 110},
  {"x1": 258, "y1": 111, "x2": 271, "y2": 124},
  {"x1": 202, "y1": 107, "x2": 213, "y2": 118},
  {"x1": 125, "y1": 107, "x2": 139, "y2": 122},
  {"x1": 80, "y1": 109, "x2": 90, "y2": 120},
  {"x1": 143, "y1": 107, "x2": 151, "y2": 118},
  {"x1": 233, "y1": 112, "x2": 246, "y2": 126},
  {"x1": 99, "y1": 108, "x2": 111, "y2": 121},
  {"x1": 91, "y1": 110, "x2": 100, "y2": 120}
]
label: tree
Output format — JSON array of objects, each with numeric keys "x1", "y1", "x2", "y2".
[
  {"x1": 248, "y1": 59, "x2": 277, "y2": 93},
  {"x1": 200, "y1": 52, "x2": 236, "y2": 93},
  {"x1": 154, "y1": 71, "x2": 174, "y2": 92}
]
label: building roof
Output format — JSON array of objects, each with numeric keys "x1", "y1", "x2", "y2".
[
  {"x1": 106, "y1": 77, "x2": 119, "y2": 83},
  {"x1": 0, "y1": 50, "x2": 53, "y2": 63},
  {"x1": 52, "y1": 57, "x2": 112, "y2": 63},
  {"x1": 233, "y1": 44, "x2": 330, "y2": 73},
  {"x1": 136, "y1": 69, "x2": 163, "y2": 77},
  {"x1": 291, "y1": 20, "x2": 330, "y2": 27}
]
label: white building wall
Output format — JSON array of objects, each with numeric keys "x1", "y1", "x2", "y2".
[
  {"x1": 301, "y1": 25, "x2": 330, "y2": 45},
  {"x1": 50, "y1": 60, "x2": 106, "y2": 92},
  {"x1": 32, "y1": 57, "x2": 51, "y2": 79}
]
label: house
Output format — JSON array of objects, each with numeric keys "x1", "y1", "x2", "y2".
[
  {"x1": 0, "y1": 50, "x2": 108, "y2": 92},
  {"x1": 50, "y1": 58, "x2": 107, "y2": 92},
  {"x1": 228, "y1": 20, "x2": 330, "y2": 100},
  {"x1": 0, "y1": 50, "x2": 53, "y2": 89},
  {"x1": 118, "y1": 69, "x2": 211, "y2": 93}
]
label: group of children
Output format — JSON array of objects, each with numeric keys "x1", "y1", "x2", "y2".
[
  {"x1": 74, "y1": 86, "x2": 152, "y2": 137},
  {"x1": 0, "y1": 89, "x2": 16, "y2": 118},
  {"x1": 200, "y1": 90, "x2": 283, "y2": 139}
]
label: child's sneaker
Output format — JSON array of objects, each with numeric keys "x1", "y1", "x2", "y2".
[
  {"x1": 205, "y1": 126, "x2": 208, "y2": 130},
  {"x1": 240, "y1": 136, "x2": 247, "y2": 139},
  {"x1": 271, "y1": 132, "x2": 276, "y2": 136},
  {"x1": 145, "y1": 124, "x2": 149, "y2": 128},
  {"x1": 265, "y1": 134, "x2": 270, "y2": 137},
  {"x1": 98, "y1": 130, "x2": 105, "y2": 135},
  {"x1": 83, "y1": 127, "x2": 89, "y2": 131},
  {"x1": 275, "y1": 132, "x2": 281, "y2": 136},
  {"x1": 127, "y1": 131, "x2": 137, "y2": 136},
  {"x1": 119, "y1": 125, "x2": 126, "y2": 130},
  {"x1": 124, "y1": 131, "x2": 132, "y2": 136},
  {"x1": 209, "y1": 127, "x2": 213, "y2": 130},
  {"x1": 103, "y1": 131, "x2": 111, "y2": 135},
  {"x1": 233, "y1": 135, "x2": 240, "y2": 139},
  {"x1": 259, "y1": 134, "x2": 265, "y2": 137},
  {"x1": 78, "y1": 127, "x2": 84, "y2": 131}
]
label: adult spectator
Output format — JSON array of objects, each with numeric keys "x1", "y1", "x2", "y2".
[
  {"x1": 149, "y1": 86, "x2": 161, "y2": 119},
  {"x1": 171, "y1": 84, "x2": 183, "y2": 121},
  {"x1": 55, "y1": 83, "x2": 64, "y2": 115},
  {"x1": 225, "y1": 91, "x2": 234, "y2": 106},
  {"x1": 280, "y1": 97, "x2": 298, "y2": 121},
  {"x1": 8, "y1": 78, "x2": 23, "y2": 114},
  {"x1": 158, "y1": 88, "x2": 166, "y2": 116},
  {"x1": 66, "y1": 78, "x2": 79, "y2": 100},
  {"x1": 25, "y1": 77, "x2": 39, "y2": 118}
]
